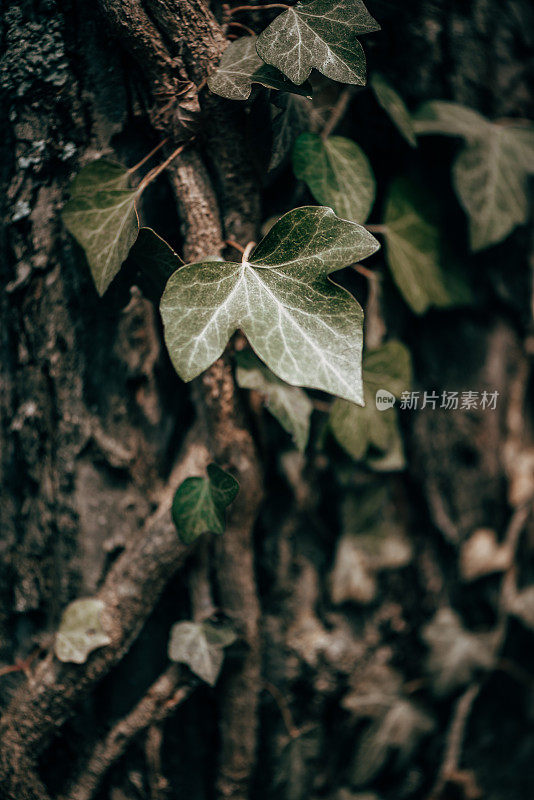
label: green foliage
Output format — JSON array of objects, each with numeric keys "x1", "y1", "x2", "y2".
[
  {"x1": 168, "y1": 620, "x2": 237, "y2": 685},
  {"x1": 208, "y1": 37, "x2": 312, "y2": 101},
  {"x1": 415, "y1": 101, "x2": 534, "y2": 250},
  {"x1": 235, "y1": 350, "x2": 313, "y2": 452},
  {"x1": 256, "y1": 0, "x2": 380, "y2": 85},
  {"x1": 370, "y1": 73, "x2": 416, "y2": 147},
  {"x1": 382, "y1": 177, "x2": 458, "y2": 314},
  {"x1": 62, "y1": 160, "x2": 139, "y2": 295},
  {"x1": 292, "y1": 133, "x2": 375, "y2": 223},
  {"x1": 55, "y1": 598, "x2": 111, "y2": 664},
  {"x1": 171, "y1": 464, "x2": 239, "y2": 545},
  {"x1": 329, "y1": 341, "x2": 411, "y2": 470},
  {"x1": 160, "y1": 207, "x2": 379, "y2": 404}
]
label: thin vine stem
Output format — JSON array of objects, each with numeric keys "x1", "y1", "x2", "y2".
[
  {"x1": 321, "y1": 86, "x2": 357, "y2": 139},
  {"x1": 364, "y1": 223, "x2": 387, "y2": 234},
  {"x1": 136, "y1": 142, "x2": 189, "y2": 194},
  {"x1": 227, "y1": 20, "x2": 257, "y2": 36}
]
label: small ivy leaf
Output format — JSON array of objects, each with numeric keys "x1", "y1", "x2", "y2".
[
  {"x1": 208, "y1": 37, "x2": 312, "y2": 101},
  {"x1": 235, "y1": 350, "x2": 313, "y2": 452},
  {"x1": 168, "y1": 620, "x2": 237, "y2": 686},
  {"x1": 55, "y1": 598, "x2": 111, "y2": 664},
  {"x1": 414, "y1": 101, "x2": 534, "y2": 250},
  {"x1": 161, "y1": 207, "x2": 378, "y2": 404},
  {"x1": 292, "y1": 133, "x2": 375, "y2": 223},
  {"x1": 69, "y1": 159, "x2": 131, "y2": 195},
  {"x1": 256, "y1": 0, "x2": 380, "y2": 86},
  {"x1": 350, "y1": 699, "x2": 434, "y2": 786},
  {"x1": 62, "y1": 175, "x2": 139, "y2": 295},
  {"x1": 172, "y1": 463, "x2": 239, "y2": 545},
  {"x1": 269, "y1": 94, "x2": 310, "y2": 171},
  {"x1": 370, "y1": 73, "x2": 416, "y2": 147},
  {"x1": 329, "y1": 341, "x2": 411, "y2": 470},
  {"x1": 125, "y1": 227, "x2": 183, "y2": 302},
  {"x1": 422, "y1": 607, "x2": 498, "y2": 696},
  {"x1": 382, "y1": 178, "x2": 457, "y2": 314}
]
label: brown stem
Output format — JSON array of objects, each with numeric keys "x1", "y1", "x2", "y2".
[
  {"x1": 321, "y1": 86, "x2": 357, "y2": 139},
  {"x1": 227, "y1": 20, "x2": 257, "y2": 35},
  {"x1": 228, "y1": 3, "x2": 290, "y2": 14}
]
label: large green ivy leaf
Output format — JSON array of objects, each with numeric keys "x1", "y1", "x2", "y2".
[
  {"x1": 235, "y1": 350, "x2": 313, "y2": 452},
  {"x1": 370, "y1": 73, "x2": 416, "y2": 147},
  {"x1": 55, "y1": 598, "x2": 111, "y2": 664},
  {"x1": 292, "y1": 133, "x2": 375, "y2": 223},
  {"x1": 382, "y1": 178, "x2": 457, "y2": 314},
  {"x1": 329, "y1": 341, "x2": 411, "y2": 470},
  {"x1": 256, "y1": 0, "x2": 380, "y2": 86},
  {"x1": 414, "y1": 101, "x2": 534, "y2": 250},
  {"x1": 172, "y1": 464, "x2": 239, "y2": 545},
  {"x1": 62, "y1": 160, "x2": 139, "y2": 295},
  {"x1": 208, "y1": 37, "x2": 311, "y2": 101},
  {"x1": 161, "y1": 207, "x2": 379, "y2": 404},
  {"x1": 168, "y1": 620, "x2": 237, "y2": 686}
]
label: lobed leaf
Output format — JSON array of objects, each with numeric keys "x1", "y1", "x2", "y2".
[
  {"x1": 168, "y1": 620, "x2": 237, "y2": 686},
  {"x1": 55, "y1": 598, "x2": 111, "y2": 664},
  {"x1": 414, "y1": 101, "x2": 534, "y2": 250},
  {"x1": 235, "y1": 350, "x2": 313, "y2": 452},
  {"x1": 370, "y1": 73, "x2": 416, "y2": 147},
  {"x1": 292, "y1": 133, "x2": 375, "y2": 223},
  {"x1": 208, "y1": 37, "x2": 312, "y2": 101},
  {"x1": 62, "y1": 160, "x2": 139, "y2": 295},
  {"x1": 172, "y1": 463, "x2": 239, "y2": 545},
  {"x1": 382, "y1": 178, "x2": 457, "y2": 314},
  {"x1": 161, "y1": 207, "x2": 379, "y2": 404},
  {"x1": 256, "y1": 0, "x2": 380, "y2": 86},
  {"x1": 329, "y1": 340, "x2": 411, "y2": 470}
]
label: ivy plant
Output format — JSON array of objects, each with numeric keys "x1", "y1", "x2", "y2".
[{"x1": 61, "y1": 0, "x2": 533, "y2": 500}]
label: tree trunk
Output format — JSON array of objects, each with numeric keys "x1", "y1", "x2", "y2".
[{"x1": 1, "y1": 1, "x2": 533, "y2": 800}]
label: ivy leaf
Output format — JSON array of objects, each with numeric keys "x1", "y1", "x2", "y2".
[
  {"x1": 256, "y1": 0, "x2": 380, "y2": 86},
  {"x1": 171, "y1": 463, "x2": 239, "y2": 545},
  {"x1": 292, "y1": 133, "x2": 375, "y2": 223},
  {"x1": 370, "y1": 73, "x2": 416, "y2": 147},
  {"x1": 62, "y1": 160, "x2": 139, "y2": 295},
  {"x1": 414, "y1": 101, "x2": 534, "y2": 250},
  {"x1": 350, "y1": 699, "x2": 434, "y2": 786},
  {"x1": 168, "y1": 620, "x2": 237, "y2": 686},
  {"x1": 55, "y1": 598, "x2": 111, "y2": 664},
  {"x1": 208, "y1": 37, "x2": 312, "y2": 101},
  {"x1": 235, "y1": 350, "x2": 313, "y2": 452},
  {"x1": 452, "y1": 131, "x2": 533, "y2": 251},
  {"x1": 422, "y1": 608, "x2": 498, "y2": 696},
  {"x1": 329, "y1": 341, "x2": 411, "y2": 470},
  {"x1": 161, "y1": 207, "x2": 379, "y2": 404},
  {"x1": 382, "y1": 178, "x2": 457, "y2": 314}
]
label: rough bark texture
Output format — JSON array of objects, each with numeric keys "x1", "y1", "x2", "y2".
[{"x1": 0, "y1": 2, "x2": 533, "y2": 800}]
